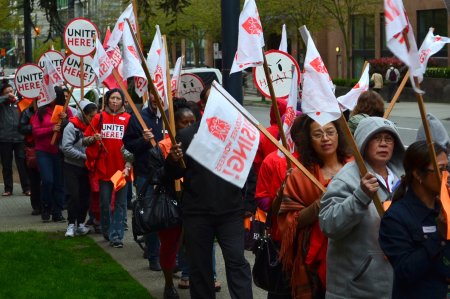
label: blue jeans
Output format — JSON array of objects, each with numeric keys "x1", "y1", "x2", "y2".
[
  {"x1": 36, "y1": 150, "x2": 64, "y2": 217},
  {"x1": 135, "y1": 176, "x2": 160, "y2": 262},
  {"x1": 99, "y1": 180, "x2": 127, "y2": 242}
]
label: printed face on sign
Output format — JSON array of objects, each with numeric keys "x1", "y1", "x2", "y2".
[
  {"x1": 62, "y1": 54, "x2": 96, "y2": 87},
  {"x1": 14, "y1": 64, "x2": 44, "y2": 98},
  {"x1": 253, "y1": 50, "x2": 300, "y2": 100},
  {"x1": 64, "y1": 18, "x2": 99, "y2": 56},
  {"x1": 179, "y1": 73, "x2": 205, "y2": 102}
]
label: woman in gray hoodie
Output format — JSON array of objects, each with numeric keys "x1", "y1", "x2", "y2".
[{"x1": 319, "y1": 117, "x2": 405, "y2": 299}]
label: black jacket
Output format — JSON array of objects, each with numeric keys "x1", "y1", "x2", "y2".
[
  {"x1": 123, "y1": 105, "x2": 163, "y2": 177},
  {"x1": 0, "y1": 96, "x2": 24, "y2": 142},
  {"x1": 163, "y1": 122, "x2": 256, "y2": 216},
  {"x1": 379, "y1": 188, "x2": 450, "y2": 299}
]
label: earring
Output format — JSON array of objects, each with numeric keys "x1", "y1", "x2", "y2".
[{"x1": 419, "y1": 179, "x2": 422, "y2": 184}]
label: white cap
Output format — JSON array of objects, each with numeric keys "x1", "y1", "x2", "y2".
[{"x1": 78, "y1": 99, "x2": 96, "y2": 112}]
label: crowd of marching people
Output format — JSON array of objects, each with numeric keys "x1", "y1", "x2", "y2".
[{"x1": 2, "y1": 74, "x2": 450, "y2": 299}]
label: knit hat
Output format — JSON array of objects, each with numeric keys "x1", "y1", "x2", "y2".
[
  {"x1": 78, "y1": 99, "x2": 96, "y2": 112},
  {"x1": 416, "y1": 113, "x2": 450, "y2": 149}
]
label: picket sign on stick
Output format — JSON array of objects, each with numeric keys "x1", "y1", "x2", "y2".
[
  {"x1": 110, "y1": 69, "x2": 156, "y2": 147},
  {"x1": 384, "y1": 70, "x2": 410, "y2": 119},
  {"x1": 125, "y1": 18, "x2": 186, "y2": 169},
  {"x1": 80, "y1": 56, "x2": 85, "y2": 106},
  {"x1": 261, "y1": 50, "x2": 291, "y2": 169},
  {"x1": 212, "y1": 81, "x2": 325, "y2": 192},
  {"x1": 50, "y1": 86, "x2": 74, "y2": 145}
]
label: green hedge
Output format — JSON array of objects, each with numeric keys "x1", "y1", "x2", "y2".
[
  {"x1": 424, "y1": 67, "x2": 450, "y2": 79},
  {"x1": 332, "y1": 78, "x2": 359, "y2": 87}
]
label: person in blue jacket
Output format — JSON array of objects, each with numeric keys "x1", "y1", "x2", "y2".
[{"x1": 379, "y1": 140, "x2": 450, "y2": 299}]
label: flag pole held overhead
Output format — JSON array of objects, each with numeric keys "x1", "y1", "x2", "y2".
[{"x1": 124, "y1": 18, "x2": 185, "y2": 169}]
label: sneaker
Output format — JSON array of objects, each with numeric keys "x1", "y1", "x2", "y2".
[
  {"x1": 149, "y1": 260, "x2": 162, "y2": 271},
  {"x1": 163, "y1": 286, "x2": 179, "y2": 299},
  {"x1": 65, "y1": 224, "x2": 75, "y2": 237},
  {"x1": 76, "y1": 223, "x2": 90, "y2": 236},
  {"x1": 110, "y1": 241, "x2": 123, "y2": 248},
  {"x1": 52, "y1": 215, "x2": 66, "y2": 223}
]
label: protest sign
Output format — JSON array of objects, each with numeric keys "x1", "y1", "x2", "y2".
[
  {"x1": 179, "y1": 73, "x2": 205, "y2": 102},
  {"x1": 62, "y1": 54, "x2": 96, "y2": 87},
  {"x1": 64, "y1": 18, "x2": 99, "y2": 57},
  {"x1": 14, "y1": 63, "x2": 43, "y2": 98}
]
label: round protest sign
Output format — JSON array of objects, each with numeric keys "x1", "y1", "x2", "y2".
[
  {"x1": 179, "y1": 73, "x2": 205, "y2": 102},
  {"x1": 37, "y1": 50, "x2": 64, "y2": 74},
  {"x1": 62, "y1": 54, "x2": 96, "y2": 87},
  {"x1": 253, "y1": 49, "x2": 301, "y2": 100},
  {"x1": 64, "y1": 18, "x2": 99, "y2": 57},
  {"x1": 14, "y1": 63, "x2": 44, "y2": 98}
]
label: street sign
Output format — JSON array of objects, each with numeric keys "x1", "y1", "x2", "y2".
[
  {"x1": 62, "y1": 54, "x2": 96, "y2": 87},
  {"x1": 14, "y1": 63, "x2": 43, "y2": 98},
  {"x1": 64, "y1": 18, "x2": 99, "y2": 57},
  {"x1": 37, "y1": 50, "x2": 64, "y2": 74},
  {"x1": 253, "y1": 49, "x2": 301, "y2": 100},
  {"x1": 179, "y1": 73, "x2": 205, "y2": 102}
]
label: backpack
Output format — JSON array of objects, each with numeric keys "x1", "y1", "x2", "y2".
[{"x1": 389, "y1": 69, "x2": 398, "y2": 82}]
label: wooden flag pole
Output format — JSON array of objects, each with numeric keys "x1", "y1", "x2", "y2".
[
  {"x1": 383, "y1": 69, "x2": 409, "y2": 119},
  {"x1": 262, "y1": 49, "x2": 291, "y2": 169},
  {"x1": 111, "y1": 69, "x2": 156, "y2": 147},
  {"x1": 213, "y1": 81, "x2": 325, "y2": 192},
  {"x1": 50, "y1": 86, "x2": 73, "y2": 145},
  {"x1": 80, "y1": 56, "x2": 85, "y2": 104},
  {"x1": 125, "y1": 18, "x2": 186, "y2": 169}
]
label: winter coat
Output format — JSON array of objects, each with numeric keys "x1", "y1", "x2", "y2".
[
  {"x1": 61, "y1": 116, "x2": 87, "y2": 168},
  {"x1": 0, "y1": 95, "x2": 24, "y2": 142}
]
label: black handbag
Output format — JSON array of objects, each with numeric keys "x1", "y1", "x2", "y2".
[
  {"x1": 244, "y1": 208, "x2": 266, "y2": 251},
  {"x1": 252, "y1": 211, "x2": 291, "y2": 295}
]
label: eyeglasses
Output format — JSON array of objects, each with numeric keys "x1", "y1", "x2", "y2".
[
  {"x1": 372, "y1": 134, "x2": 394, "y2": 145},
  {"x1": 311, "y1": 129, "x2": 338, "y2": 140},
  {"x1": 425, "y1": 166, "x2": 449, "y2": 174}
]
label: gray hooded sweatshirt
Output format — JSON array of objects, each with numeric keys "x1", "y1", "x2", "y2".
[{"x1": 319, "y1": 117, "x2": 405, "y2": 299}]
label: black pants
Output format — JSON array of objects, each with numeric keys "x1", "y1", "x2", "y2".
[
  {"x1": 0, "y1": 142, "x2": 30, "y2": 193},
  {"x1": 64, "y1": 162, "x2": 90, "y2": 225},
  {"x1": 26, "y1": 165, "x2": 41, "y2": 210},
  {"x1": 183, "y1": 212, "x2": 253, "y2": 299}
]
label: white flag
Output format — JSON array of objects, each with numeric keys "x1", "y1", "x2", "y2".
[
  {"x1": 38, "y1": 60, "x2": 57, "y2": 108},
  {"x1": 186, "y1": 82, "x2": 260, "y2": 188},
  {"x1": 92, "y1": 37, "x2": 114, "y2": 83},
  {"x1": 279, "y1": 24, "x2": 288, "y2": 53},
  {"x1": 146, "y1": 25, "x2": 168, "y2": 109},
  {"x1": 122, "y1": 22, "x2": 148, "y2": 97},
  {"x1": 299, "y1": 26, "x2": 341, "y2": 126},
  {"x1": 43, "y1": 53, "x2": 64, "y2": 86},
  {"x1": 171, "y1": 56, "x2": 183, "y2": 97},
  {"x1": 278, "y1": 70, "x2": 297, "y2": 156},
  {"x1": 230, "y1": 0, "x2": 265, "y2": 74},
  {"x1": 416, "y1": 28, "x2": 450, "y2": 78},
  {"x1": 337, "y1": 64, "x2": 370, "y2": 111},
  {"x1": 384, "y1": 0, "x2": 422, "y2": 92},
  {"x1": 107, "y1": 4, "x2": 136, "y2": 50}
]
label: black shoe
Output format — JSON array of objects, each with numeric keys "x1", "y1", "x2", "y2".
[
  {"x1": 31, "y1": 209, "x2": 41, "y2": 216},
  {"x1": 149, "y1": 260, "x2": 162, "y2": 271},
  {"x1": 103, "y1": 233, "x2": 110, "y2": 242},
  {"x1": 163, "y1": 286, "x2": 179, "y2": 299},
  {"x1": 110, "y1": 241, "x2": 123, "y2": 248},
  {"x1": 41, "y1": 212, "x2": 51, "y2": 223},
  {"x1": 52, "y1": 215, "x2": 66, "y2": 223}
]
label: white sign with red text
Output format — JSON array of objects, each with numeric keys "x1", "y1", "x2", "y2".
[
  {"x1": 64, "y1": 18, "x2": 99, "y2": 56},
  {"x1": 186, "y1": 83, "x2": 260, "y2": 188},
  {"x1": 62, "y1": 54, "x2": 96, "y2": 87},
  {"x1": 38, "y1": 50, "x2": 64, "y2": 75},
  {"x1": 14, "y1": 63, "x2": 43, "y2": 98}
]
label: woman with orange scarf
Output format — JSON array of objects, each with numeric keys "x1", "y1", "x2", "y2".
[{"x1": 278, "y1": 115, "x2": 350, "y2": 299}]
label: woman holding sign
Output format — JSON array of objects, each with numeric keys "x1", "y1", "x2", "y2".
[
  {"x1": 379, "y1": 141, "x2": 450, "y2": 299},
  {"x1": 84, "y1": 88, "x2": 130, "y2": 248},
  {"x1": 31, "y1": 86, "x2": 73, "y2": 222}
]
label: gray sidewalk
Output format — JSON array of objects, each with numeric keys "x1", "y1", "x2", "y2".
[{"x1": 0, "y1": 184, "x2": 267, "y2": 299}]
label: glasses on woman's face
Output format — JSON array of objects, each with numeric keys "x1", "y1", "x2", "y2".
[
  {"x1": 425, "y1": 165, "x2": 449, "y2": 174},
  {"x1": 372, "y1": 134, "x2": 394, "y2": 145},
  {"x1": 311, "y1": 128, "x2": 338, "y2": 140}
]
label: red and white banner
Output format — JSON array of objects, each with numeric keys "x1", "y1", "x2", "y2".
[
  {"x1": 171, "y1": 56, "x2": 183, "y2": 97},
  {"x1": 103, "y1": 27, "x2": 127, "y2": 90},
  {"x1": 230, "y1": 0, "x2": 265, "y2": 74},
  {"x1": 41, "y1": 53, "x2": 64, "y2": 87},
  {"x1": 299, "y1": 26, "x2": 340, "y2": 126},
  {"x1": 384, "y1": 0, "x2": 422, "y2": 92},
  {"x1": 337, "y1": 63, "x2": 370, "y2": 111},
  {"x1": 416, "y1": 28, "x2": 450, "y2": 79},
  {"x1": 92, "y1": 37, "x2": 114, "y2": 83},
  {"x1": 14, "y1": 64, "x2": 43, "y2": 98},
  {"x1": 279, "y1": 24, "x2": 288, "y2": 53},
  {"x1": 278, "y1": 70, "x2": 298, "y2": 156},
  {"x1": 122, "y1": 21, "x2": 147, "y2": 97},
  {"x1": 186, "y1": 82, "x2": 260, "y2": 188},
  {"x1": 147, "y1": 25, "x2": 168, "y2": 109},
  {"x1": 107, "y1": 4, "x2": 137, "y2": 50}
]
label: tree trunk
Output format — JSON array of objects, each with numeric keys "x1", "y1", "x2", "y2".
[{"x1": 23, "y1": 0, "x2": 32, "y2": 63}]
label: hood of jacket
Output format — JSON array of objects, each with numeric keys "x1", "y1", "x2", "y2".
[
  {"x1": 354, "y1": 116, "x2": 404, "y2": 170},
  {"x1": 104, "y1": 105, "x2": 125, "y2": 115},
  {"x1": 416, "y1": 113, "x2": 450, "y2": 149}
]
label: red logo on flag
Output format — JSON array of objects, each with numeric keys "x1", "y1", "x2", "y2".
[
  {"x1": 44, "y1": 74, "x2": 50, "y2": 85},
  {"x1": 206, "y1": 117, "x2": 231, "y2": 142},
  {"x1": 310, "y1": 57, "x2": 328, "y2": 74},
  {"x1": 127, "y1": 46, "x2": 139, "y2": 60},
  {"x1": 118, "y1": 22, "x2": 124, "y2": 31},
  {"x1": 435, "y1": 36, "x2": 442, "y2": 42},
  {"x1": 284, "y1": 107, "x2": 295, "y2": 127},
  {"x1": 353, "y1": 82, "x2": 360, "y2": 89},
  {"x1": 242, "y1": 17, "x2": 262, "y2": 35}
]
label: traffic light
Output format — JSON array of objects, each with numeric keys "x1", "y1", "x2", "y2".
[
  {"x1": 0, "y1": 48, "x2": 5, "y2": 57},
  {"x1": 34, "y1": 27, "x2": 40, "y2": 36}
]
